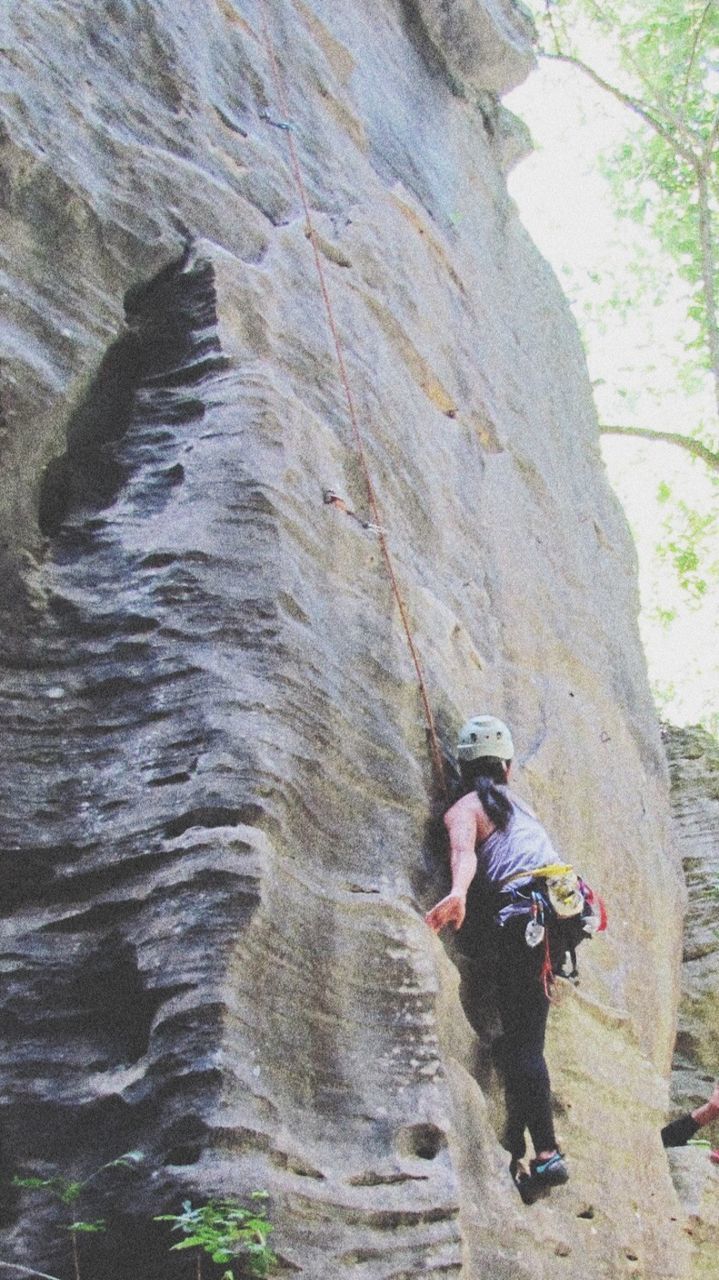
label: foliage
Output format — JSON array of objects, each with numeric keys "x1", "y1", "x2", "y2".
[
  {"x1": 155, "y1": 1196, "x2": 276, "y2": 1279},
  {"x1": 657, "y1": 495, "x2": 718, "y2": 596},
  {"x1": 12, "y1": 1152, "x2": 143, "y2": 1208},
  {"x1": 536, "y1": 0, "x2": 719, "y2": 390},
  {"x1": 12, "y1": 1152, "x2": 143, "y2": 1280},
  {"x1": 10, "y1": 1159, "x2": 275, "y2": 1280},
  {"x1": 12, "y1": 1176, "x2": 85, "y2": 1208},
  {"x1": 522, "y1": 0, "x2": 719, "y2": 657}
]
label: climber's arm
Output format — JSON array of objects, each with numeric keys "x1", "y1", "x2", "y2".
[{"x1": 424, "y1": 797, "x2": 479, "y2": 933}]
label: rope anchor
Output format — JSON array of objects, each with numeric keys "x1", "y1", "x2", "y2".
[
  {"x1": 259, "y1": 109, "x2": 296, "y2": 132},
  {"x1": 323, "y1": 489, "x2": 384, "y2": 534}
]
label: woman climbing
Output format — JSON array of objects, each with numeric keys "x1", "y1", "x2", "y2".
[{"x1": 425, "y1": 713, "x2": 573, "y2": 1204}]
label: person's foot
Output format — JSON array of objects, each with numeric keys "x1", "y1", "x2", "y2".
[
  {"x1": 510, "y1": 1157, "x2": 539, "y2": 1204},
  {"x1": 530, "y1": 1152, "x2": 569, "y2": 1187}
]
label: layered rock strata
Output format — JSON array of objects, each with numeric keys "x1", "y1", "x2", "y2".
[
  {"x1": 664, "y1": 724, "x2": 719, "y2": 1113},
  {"x1": 664, "y1": 725, "x2": 719, "y2": 1280},
  {"x1": 0, "y1": 2, "x2": 692, "y2": 1277}
]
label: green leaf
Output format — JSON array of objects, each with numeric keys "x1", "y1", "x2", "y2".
[
  {"x1": 59, "y1": 1182, "x2": 83, "y2": 1205},
  {"x1": 157, "y1": 1195, "x2": 276, "y2": 1274},
  {"x1": 105, "y1": 1150, "x2": 145, "y2": 1169}
]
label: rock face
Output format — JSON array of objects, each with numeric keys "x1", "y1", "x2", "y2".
[
  {"x1": 664, "y1": 725, "x2": 719, "y2": 1280},
  {"x1": 0, "y1": 2, "x2": 694, "y2": 1278},
  {"x1": 664, "y1": 725, "x2": 719, "y2": 1113},
  {"x1": 666, "y1": 1149, "x2": 719, "y2": 1280}
]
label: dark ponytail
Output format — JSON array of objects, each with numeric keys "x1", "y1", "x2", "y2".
[{"x1": 458, "y1": 756, "x2": 513, "y2": 831}]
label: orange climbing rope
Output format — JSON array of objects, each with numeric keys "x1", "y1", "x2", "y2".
[{"x1": 258, "y1": 1, "x2": 447, "y2": 800}]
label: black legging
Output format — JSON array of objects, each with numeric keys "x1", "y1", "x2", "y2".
[
  {"x1": 494, "y1": 916, "x2": 559, "y2": 1159},
  {"x1": 661, "y1": 1113, "x2": 700, "y2": 1147}
]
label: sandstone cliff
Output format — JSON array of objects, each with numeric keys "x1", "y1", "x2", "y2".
[
  {"x1": 664, "y1": 726, "x2": 719, "y2": 1114},
  {"x1": 0, "y1": 2, "x2": 694, "y2": 1277},
  {"x1": 663, "y1": 725, "x2": 719, "y2": 1280}
]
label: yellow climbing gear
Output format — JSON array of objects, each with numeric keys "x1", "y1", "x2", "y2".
[{"x1": 500, "y1": 863, "x2": 574, "y2": 889}]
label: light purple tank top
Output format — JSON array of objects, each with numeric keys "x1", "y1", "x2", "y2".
[{"x1": 477, "y1": 789, "x2": 559, "y2": 889}]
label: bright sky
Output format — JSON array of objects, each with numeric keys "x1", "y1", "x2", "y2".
[{"x1": 506, "y1": 59, "x2": 718, "y2": 732}]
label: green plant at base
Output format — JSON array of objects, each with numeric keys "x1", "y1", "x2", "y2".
[
  {"x1": 12, "y1": 1152, "x2": 143, "y2": 1280},
  {"x1": 155, "y1": 1195, "x2": 276, "y2": 1280}
]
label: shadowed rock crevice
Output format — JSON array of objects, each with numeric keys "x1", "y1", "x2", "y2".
[
  {"x1": 397, "y1": 0, "x2": 459, "y2": 90},
  {"x1": 1, "y1": 936, "x2": 165, "y2": 1071},
  {"x1": 38, "y1": 243, "x2": 228, "y2": 537}
]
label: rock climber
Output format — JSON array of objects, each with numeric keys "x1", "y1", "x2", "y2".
[
  {"x1": 661, "y1": 1080, "x2": 719, "y2": 1152},
  {"x1": 425, "y1": 714, "x2": 572, "y2": 1204}
]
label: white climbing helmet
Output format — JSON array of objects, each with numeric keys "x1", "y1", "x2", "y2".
[{"x1": 457, "y1": 714, "x2": 514, "y2": 762}]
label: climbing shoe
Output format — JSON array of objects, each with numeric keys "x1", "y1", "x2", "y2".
[
  {"x1": 529, "y1": 1152, "x2": 569, "y2": 1187},
  {"x1": 510, "y1": 1157, "x2": 541, "y2": 1205}
]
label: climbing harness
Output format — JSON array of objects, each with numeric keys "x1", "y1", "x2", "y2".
[
  {"x1": 524, "y1": 893, "x2": 545, "y2": 948},
  {"x1": 498, "y1": 863, "x2": 607, "y2": 994},
  {"x1": 258, "y1": 0, "x2": 447, "y2": 799}
]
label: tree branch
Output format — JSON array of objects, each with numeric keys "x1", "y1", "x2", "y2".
[
  {"x1": 600, "y1": 424, "x2": 719, "y2": 470},
  {"x1": 702, "y1": 101, "x2": 719, "y2": 169},
  {"x1": 695, "y1": 166, "x2": 719, "y2": 415},
  {"x1": 539, "y1": 51, "x2": 696, "y2": 162},
  {"x1": 683, "y1": 0, "x2": 715, "y2": 99}
]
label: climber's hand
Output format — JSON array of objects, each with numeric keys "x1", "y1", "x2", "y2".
[{"x1": 424, "y1": 893, "x2": 466, "y2": 933}]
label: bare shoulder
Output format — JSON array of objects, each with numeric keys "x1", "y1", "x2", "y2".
[
  {"x1": 444, "y1": 789, "x2": 500, "y2": 843},
  {"x1": 444, "y1": 792, "x2": 482, "y2": 834},
  {"x1": 444, "y1": 792, "x2": 480, "y2": 820}
]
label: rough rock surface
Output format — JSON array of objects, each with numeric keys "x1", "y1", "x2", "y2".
[
  {"x1": 666, "y1": 1149, "x2": 719, "y2": 1280},
  {"x1": 0, "y1": 2, "x2": 694, "y2": 1277},
  {"x1": 664, "y1": 725, "x2": 719, "y2": 1112},
  {"x1": 663, "y1": 725, "x2": 719, "y2": 1279}
]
